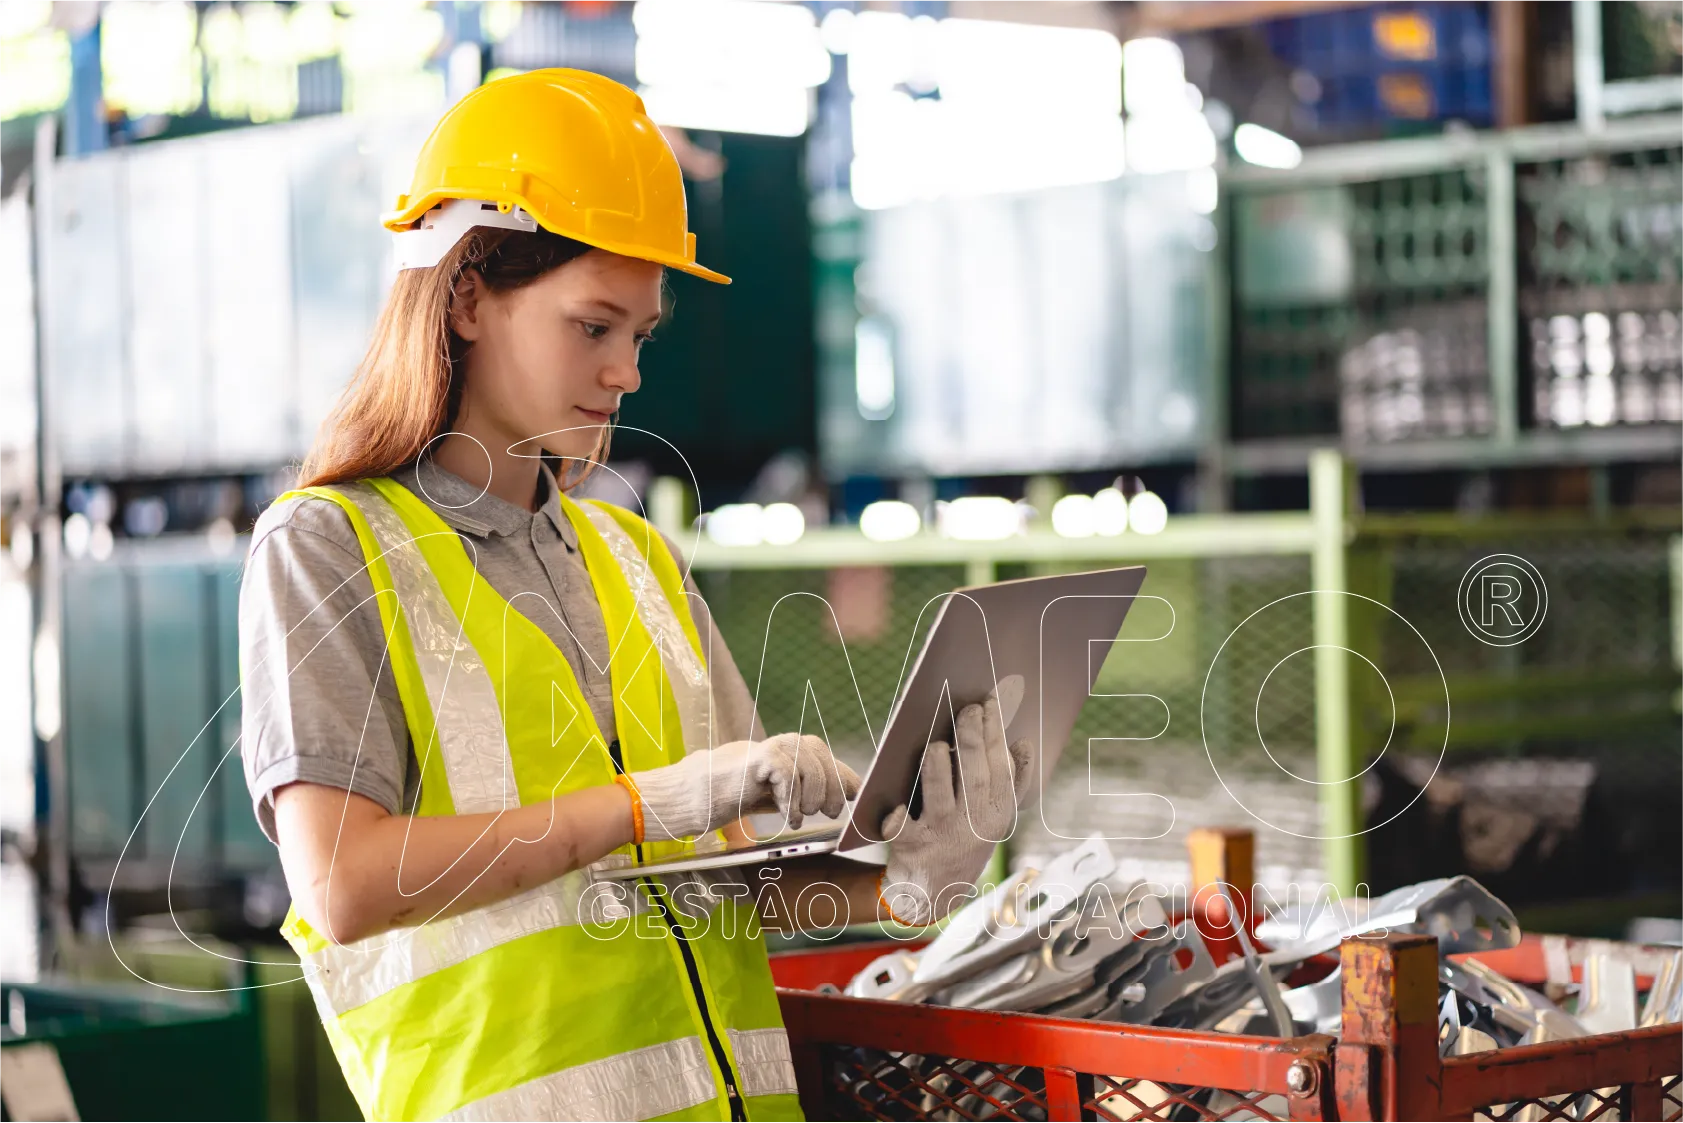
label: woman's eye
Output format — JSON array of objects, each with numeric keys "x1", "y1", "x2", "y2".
[
  {"x1": 635, "y1": 333, "x2": 655, "y2": 348},
  {"x1": 581, "y1": 322, "x2": 609, "y2": 339}
]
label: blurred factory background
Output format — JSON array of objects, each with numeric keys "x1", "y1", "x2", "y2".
[{"x1": 0, "y1": 0, "x2": 1679, "y2": 1115}]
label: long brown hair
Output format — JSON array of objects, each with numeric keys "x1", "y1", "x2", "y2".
[{"x1": 298, "y1": 226, "x2": 609, "y2": 490}]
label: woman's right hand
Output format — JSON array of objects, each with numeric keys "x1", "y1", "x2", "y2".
[{"x1": 630, "y1": 734, "x2": 861, "y2": 842}]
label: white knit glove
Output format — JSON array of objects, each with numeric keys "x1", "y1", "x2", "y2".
[
  {"x1": 631, "y1": 734, "x2": 862, "y2": 842},
  {"x1": 878, "y1": 688, "x2": 1034, "y2": 926}
]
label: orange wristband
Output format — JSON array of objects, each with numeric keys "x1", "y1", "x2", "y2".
[
  {"x1": 875, "y1": 871, "x2": 920, "y2": 928},
  {"x1": 613, "y1": 774, "x2": 644, "y2": 845}
]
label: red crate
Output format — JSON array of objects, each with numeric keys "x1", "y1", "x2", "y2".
[
  {"x1": 772, "y1": 935, "x2": 1681, "y2": 1120},
  {"x1": 771, "y1": 881, "x2": 1681, "y2": 1122}
]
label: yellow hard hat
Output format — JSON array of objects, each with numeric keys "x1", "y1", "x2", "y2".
[{"x1": 384, "y1": 68, "x2": 729, "y2": 284}]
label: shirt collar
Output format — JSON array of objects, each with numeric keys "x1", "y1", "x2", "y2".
[
  {"x1": 537, "y1": 462, "x2": 579, "y2": 548},
  {"x1": 396, "y1": 458, "x2": 579, "y2": 549}
]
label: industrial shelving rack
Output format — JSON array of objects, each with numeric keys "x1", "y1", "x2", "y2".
[{"x1": 1217, "y1": 111, "x2": 1682, "y2": 481}]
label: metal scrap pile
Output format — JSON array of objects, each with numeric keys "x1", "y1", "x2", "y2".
[{"x1": 845, "y1": 837, "x2": 1683, "y2": 1051}]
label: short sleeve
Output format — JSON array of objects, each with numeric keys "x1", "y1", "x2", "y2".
[{"x1": 239, "y1": 495, "x2": 413, "y2": 842}]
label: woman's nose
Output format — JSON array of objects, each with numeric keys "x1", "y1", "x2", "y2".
[{"x1": 604, "y1": 356, "x2": 641, "y2": 395}]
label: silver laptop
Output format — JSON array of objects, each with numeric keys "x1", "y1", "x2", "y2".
[{"x1": 590, "y1": 564, "x2": 1146, "y2": 881}]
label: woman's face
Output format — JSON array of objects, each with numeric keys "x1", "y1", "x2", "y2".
[{"x1": 450, "y1": 248, "x2": 664, "y2": 462}]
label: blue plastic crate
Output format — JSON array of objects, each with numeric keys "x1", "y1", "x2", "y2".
[
  {"x1": 1267, "y1": 2, "x2": 1490, "y2": 71},
  {"x1": 1266, "y1": 2, "x2": 1494, "y2": 129},
  {"x1": 1313, "y1": 63, "x2": 1493, "y2": 128}
]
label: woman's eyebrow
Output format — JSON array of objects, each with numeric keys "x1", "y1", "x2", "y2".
[{"x1": 579, "y1": 298, "x2": 661, "y2": 326}]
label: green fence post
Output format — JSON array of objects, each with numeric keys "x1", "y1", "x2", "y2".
[
  {"x1": 1311, "y1": 450, "x2": 1363, "y2": 894},
  {"x1": 1670, "y1": 535, "x2": 1682, "y2": 673},
  {"x1": 1572, "y1": 0, "x2": 1606, "y2": 130},
  {"x1": 1486, "y1": 148, "x2": 1519, "y2": 448}
]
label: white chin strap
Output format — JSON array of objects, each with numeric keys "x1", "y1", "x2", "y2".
[{"x1": 392, "y1": 198, "x2": 540, "y2": 271}]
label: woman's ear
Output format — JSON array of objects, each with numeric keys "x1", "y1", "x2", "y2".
[{"x1": 449, "y1": 268, "x2": 485, "y2": 341}]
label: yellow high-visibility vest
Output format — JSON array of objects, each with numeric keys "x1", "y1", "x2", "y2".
[{"x1": 261, "y1": 477, "x2": 800, "y2": 1122}]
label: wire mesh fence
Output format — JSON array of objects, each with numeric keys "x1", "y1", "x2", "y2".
[
  {"x1": 698, "y1": 520, "x2": 1680, "y2": 894},
  {"x1": 699, "y1": 555, "x2": 1328, "y2": 883},
  {"x1": 1378, "y1": 532, "x2": 1678, "y2": 737}
]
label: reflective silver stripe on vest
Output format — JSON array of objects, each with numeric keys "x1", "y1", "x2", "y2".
[
  {"x1": 343, "y1": 482, "x2": 517, "y2": 815},
  {"x1": 298, "y1": 873, "x2": 644, "y2": 1018},
  {"x1": 727, "y1": 1027, "x2": 800, "y2": 1100},
  {"x1": 580, "y1": 504, "x2": 714, "y2": 757},
  {"x1": 441, "y1": 1035, "x2": 718, "y2": 1122},
  {"x1": 301, "y1": 485, "x2": 658, "y2": 1019}
]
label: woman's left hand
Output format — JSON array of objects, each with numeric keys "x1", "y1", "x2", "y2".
[{"x1": 877, "y1": 686, "x2": 1034, "y2": 926}]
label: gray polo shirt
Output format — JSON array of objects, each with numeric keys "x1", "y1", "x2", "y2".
[{"x1": 239, "y1": 459, "x2": 762, "y2": 843}]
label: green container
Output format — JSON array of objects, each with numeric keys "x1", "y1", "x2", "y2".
[
  {"x1": 52, "y1": 937, "x2": 362, "y2": 1122},
  {"x1": 1, "y1": 978, "x2": 264, "y2": 1121}
]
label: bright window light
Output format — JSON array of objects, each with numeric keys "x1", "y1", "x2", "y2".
[
  {"x1": 819, "y1": 7, "x2": 855, "y2": 56},
  {"x1": 1128, "y1": 490, "x2": 1169, "y2": 535},
  {"x1": 0, "y1": 24, "x2": 69, "y2": 119},
  {"x1": 1092, "y1": 487, "x2": 1129, "y2": 536},
  {"x1": 199, "y1": 4, "x2": 241, "y2": 58},
  {"x1": 197, "y1": 0, "x2": 301, "y2": 122},
  {"x1": 1121, "y1": 37, "x2": 1215, "y2": 174},
  {"x1": 760, "y1": 502, "x2": 806, "y2": 546},
  {"x1": 640, "y1": 84, "x2": 812, "y2": 138},
  {"x1": 936, "y1": 18, "x2": 1120, "y2": 115},
  {"x1": 848, "y1": 15, "x2": 1124, "y2": 208},
  {"x1": 859, "y1": 500, "x2": 921, "y2": 542},
  {"x1": 1051, "y1": 494, "x2": 1096, "y2": 538},
  {"x1": 338, "y1": 2, "x2": 444, "y2": 72},
  {"x1": 635, "y1": 0, "x2": 829, "y2": 136},
  {"x1": 704, "y1": 503, "x2": 765, "y2": 547},
  {"x1": 1125, "y1": 111, "x2": 1216, "y2": 174},
  {"x1": 62, "y1": 513, "x2": 90, "y2": 560},
  {"x1": 1234, "y1": 123, "x2": 1303, "y2": 169},
  {"x1": 850, "y1": 94, "x2": 1125, "y2": 209},
  {"x1": 1187, "y1": 167, "x2": 1219, "y2": 215},
  {"x1": 635, "y1": 0, "x2": 829, "y2": 88},
  {"x1": 481, "y1": 1, "x2": 523, "y2": 43},
  {"x1": 855, "y1": 317, "x2": 895, "y2": 419},
  {"x1": 1122, "y1": 38, "x2": 1185, "y2": 115},
  {"x1": 102, "y1": 1, "x2": 203, "y2": 117},
  {"x1": 845, "y1": 10, "x2": 919, "y2": 95},
  {"x1": 33, "y1": 631, "x2": 60, "y2": 742},
  {"x1": 336, "y1": 2, "x2": 445, "y2": 115},
  {"x1": 288, "y1": 2, "x2": 341, "y2": 62},
  {"x1": 0, "y1": 1, "x2": 50, "y2": 40},
  {"x1": 938, "y1": 496, "x2": 1022, "y2": 541}
]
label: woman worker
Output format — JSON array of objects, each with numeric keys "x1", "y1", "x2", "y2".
[{"x1": 240, "y1": 70, "x2": 1032, "y2": 1122}]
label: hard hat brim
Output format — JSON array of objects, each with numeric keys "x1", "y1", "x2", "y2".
[
  {"x1": 644, "y1": 253, "x2": 732, "y2": 286},
  {"x1": 383, "y1": 196, "x2": 731, "y2": 285}
]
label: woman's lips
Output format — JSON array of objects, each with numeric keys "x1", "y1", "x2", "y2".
[{"x1": 575, "y1": 407, "x2": 613, "y2": 424}]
